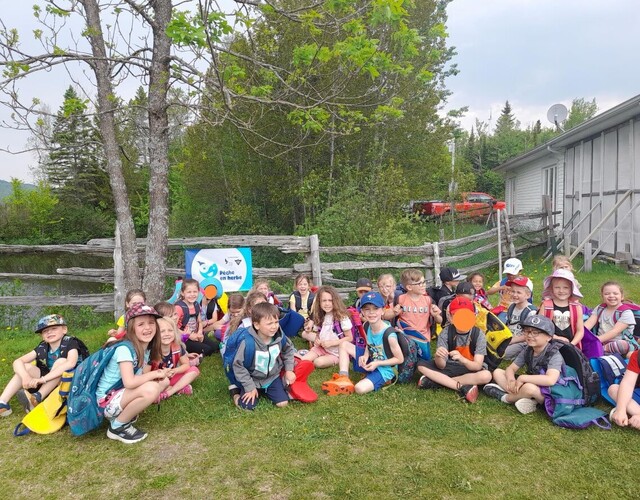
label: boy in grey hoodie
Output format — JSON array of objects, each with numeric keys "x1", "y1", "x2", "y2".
[{"x1": 233, "y1": 302, "x2": 296, "y2": 410}]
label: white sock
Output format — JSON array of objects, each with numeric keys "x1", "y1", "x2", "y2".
[{"x1": 500, "y1": 394, "x2": 509, "y2": 403}]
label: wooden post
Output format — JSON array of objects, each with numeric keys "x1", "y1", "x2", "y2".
[
  {"x1": 584, "y1": 240, "x2": 593, "y2": 272},
  {"x1": 432, "y1": 241, "x2": 441, "y2": 286},
  {"x1": 307, "y1": 234, "x2": 322, "y2": 286},
  {"x1": 542, "y1": 195, "x2": 556, "y2": 255},
  {"x1": 113, "y1": 226, "x2": 124, "y2": 321},
  {"x1": 424, "y1": 243, "x2": 435, "y2": 286},
  {"x1": 501, "y1": 209, "x2": 516, "y2": 257},
  {"x1": 496, "y1": 210, "x2": 502, "y2": 279}
]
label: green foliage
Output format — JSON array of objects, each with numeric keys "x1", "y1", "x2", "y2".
[{"x1": 565, "y1": 97, "x2": 598, "y2": 130}]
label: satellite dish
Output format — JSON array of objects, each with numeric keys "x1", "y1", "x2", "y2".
[{"x1": 547, "y1": 103, "x2": 568, "y2": 131}]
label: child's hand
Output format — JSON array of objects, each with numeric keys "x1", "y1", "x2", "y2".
[
  {"x1": 357, "y1": 355, "x2": 369, "y2": 368},
  {"x1": 393, "y1": 304, "x2": 402, "y2": 315},
  {"x1": 506, "y1": 378, "x2": 518, "y2": 394},
  {"x1": 28, "y1": 377, "x2": 41, "y2": 389},
  {"x1": 448, "y1": 350, "x2": 462, "y2": 362},
  {"x1": 284, "y1": 370, "x2": 296, "y2": 385},
  {"x1": 430, "y1": 304, "x2": 441, "y2": 316},
  {"x1": 611, "y1": 408, "x2": 628, "y2": 427},
  {"x1": 435, "y1": 346, "x2": 448, "y2": 359},
  {"x1": 154, "y1": 369, "x2": 169, "y2": 380},
  {"x1": 107, "y1": 328, "x2": 117, "y2": 337},
  {"x1": 363, "y1": 360, "x2": 379, "y2": 372},
  {"x1": 241, "y1": 389, "x2": 258, "y2": 405},
  {"x1": 304, "y1": 320, "x2": 314, "y2": 332},
  {"x1": 166, "y1": 369, "x2": 176, "y2": 378}
]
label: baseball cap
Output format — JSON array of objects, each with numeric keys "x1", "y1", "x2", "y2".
[
  {"x1": 449, "y1": 296, "x2": 475, "y2": 315},
  {"x1": 359, "y1": 291, "x2": 385, "y2": 309},
  {"x1": 455, "y1": 282, "x2": 475, "y2": 295},
  {"x1": 356, "y1": 278, "x2": 373, "y2": 292},
  {"x1": 506, "y1": 276, "x2": 534, "y2": 292},
  {"x1": 520, "y1": 314, "x2": 555, "y2": 336},
  {"x1": 125, "y1": 303, "x2": 162, "y2": 324},
  {"x1": 503, "y1": 258, "x2": 523, "y2": 275},
  {"x1": 35, "y1": 314, "x2": 66, "y2": 333},
  {"x1": 439, "y1": 267, "x2": 466, "y2": 283}
]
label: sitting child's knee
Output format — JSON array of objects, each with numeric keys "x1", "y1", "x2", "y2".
[{"x1": 607, "y1": 384, "x2": 619, "y2": 399}]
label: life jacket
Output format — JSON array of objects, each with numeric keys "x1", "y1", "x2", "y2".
[
  {"x1": 540, "y1": 298, "x2": 581, "y2": 341},
  {"x1": 35, "y1": 335, "x2": 90, "y2": 373},
  {"x1": 175, "y1": 300, "x2": 201, "y2": 331},
  {"x1": 292, "y1": 290, "x2": 314, "y2": 313},
  {"x1": 152, "y1": 342, "x2": 182, "y2": 370}
]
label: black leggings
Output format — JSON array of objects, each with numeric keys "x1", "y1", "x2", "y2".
[{"x1": 185, "y1": 336, "x2": 219, "y2": 356}]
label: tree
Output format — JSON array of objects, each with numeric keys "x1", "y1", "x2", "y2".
[
  {"x1": 564, "y1": 97, "x2": 598, "y2": 130},
  {"x1": 494, "y1": 100, "x2": 516, "y2": 135},
  {"x1": 0, "y1": 1, "x2": 446, "y2": 302}
]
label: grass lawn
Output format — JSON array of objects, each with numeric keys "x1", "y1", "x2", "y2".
[{"x1": 0, "y1": 254, "x2": 638, "y2": 499}]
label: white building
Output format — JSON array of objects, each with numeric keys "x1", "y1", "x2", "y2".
[{"x1": 495, "y1": 94, "x2": 640, "y2": 262}]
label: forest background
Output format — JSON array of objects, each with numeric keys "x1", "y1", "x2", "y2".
[{"x1": 0, "y1": 1, "x2": 598, "y2": 262}]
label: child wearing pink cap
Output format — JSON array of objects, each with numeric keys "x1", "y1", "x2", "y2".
[{"x1": 538, "y1": 269, "x2": 584, "y2": 347}]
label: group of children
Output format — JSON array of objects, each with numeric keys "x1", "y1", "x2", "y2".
[{"x1": 2, "y1": 257, "x2": 640, "y2": 444}]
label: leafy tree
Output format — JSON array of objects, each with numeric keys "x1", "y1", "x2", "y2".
[{"x1": 564, "y1": 98, "x2": 598, "y2": 130}]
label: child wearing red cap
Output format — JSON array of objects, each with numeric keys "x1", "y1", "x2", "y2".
[
  {"x1": 503, "y1": 277, "x2": 537, "y2": 361},
  {"x1": 416, "y1": 297, "x2": 492, "y2": 402}
]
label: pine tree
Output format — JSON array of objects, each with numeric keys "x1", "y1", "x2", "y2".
[{"x1": 494, "y1": 100, "x2": 516, "y2": 135}]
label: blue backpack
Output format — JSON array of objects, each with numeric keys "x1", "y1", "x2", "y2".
[
  {"x1": 66, "y1": 341, "x2": 135, "y2": 437},
  {"x1": 589, "y1": 354, "x2": 628, "y2": 405},
  {"x1": 222, "y1": 328, "x2": 288, "y2": 388}
]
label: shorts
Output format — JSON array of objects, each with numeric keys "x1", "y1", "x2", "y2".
[
  {"x1": 418, "y1": 359, "x2": 473, "y2": 378},
  {"x1": 362, "y1": 369, "x2": 389, "y2": 391},
  {"x1": 309, "y1": 345, "x2": 339, "y2": 364},
  {"x1": 99, "y1": 388, "x2": 126, "y2": 420},
  {"x1": 238, "y1": 376, "x2": 289, "y2": 411}
]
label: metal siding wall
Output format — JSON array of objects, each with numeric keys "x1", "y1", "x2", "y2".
[
  {"x1": 565, "y1": 147, "x2": 577, "y2": 245},
  {"x1": 617, "y1": 123, "x2": 632, "y2": 253},
  {"x1": 635, "y1": 119, "x2": 640, "y2": 259},
  {"x1": 601, "y1": 131, "x2": 619, "y2": 254},
  {"x1": 591, "y1": 136, "x2": 603, "y2": 241}
]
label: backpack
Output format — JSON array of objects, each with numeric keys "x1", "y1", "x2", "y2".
[
  {"x1": 222, "y1": 327, "x2": 288, "y2": 388},
  {"x1": 359, "y1": 322, "x2": 418, "y2": 383},
  {"x1": 292, "y1": 290, "x2": 315, "y2": 313},
  {"x1": 446, "y1": 325, "x2": 482, "y2": 362},
  {"x1": 175, "y1": 300, "x2": 202, "y2": 331},
  {"x1": 593, "y1": 302, "x2": 640, "y2": 341},
  {"x1": 505, "y1": 303, "x2": 536, "y2": 330},
  {"x1": 484, "y1": 311, "x2": 513, "y2": 371},
  {"x1": 525, "y1": 339, "x2": 600, "y2": 406},
  {"x1": 540, "y1": 298, "x2": 582, "y2": 342},
  {"x1": 589, "y1": 354, "x2": 628, "y2": 405},
  {"x1": 539, "y1": 365, "x2": 610, "y2": 430},
  {"x1": 66, "y1": 341, "x2": 136, "y2": 436},
  {"x1": 34, "y1": 335, "x2": 91, "y2": 374}
]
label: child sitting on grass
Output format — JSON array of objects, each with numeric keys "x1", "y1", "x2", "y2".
[
  {"x1": 321, "y1": 292, "x2": 403, "y2": 396},
  {"x1": 416, "y1": 297, "x2": 491, "y2": 403},
  {"x1": 608, "y1": 348, "x2": 640, "y2": 430},
  {"x1": 301, "y1": 285, "x2": 353, "y2": 368},
  {"x1": 503, "y1": 277, "x2": 537, "y2": 361},
  {"x1": 232, "y1": 302, "x2": 296, "y2": 410},
  {"x1": 152, "y1": 317, "x2": 200, "y2": 401},
  {"x1": 484, "y1": 315, "x2": 562, "y2": 414},
  {"x1": 0, "y1": 314, "x2": 86, "y2": 416},
  {"x1": 539, "y1": 269, "x2": 584, "y2": 347}
]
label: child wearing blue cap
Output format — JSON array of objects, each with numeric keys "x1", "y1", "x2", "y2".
[
  {"x1": 0, "y1": 314, "x2": 87, "y2": 417},
  {"x1": 321, "y1": 291, "x2": 404, "y2": 396}
]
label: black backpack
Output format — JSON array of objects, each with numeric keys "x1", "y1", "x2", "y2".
[
  {"x1": 525, "y1": 340, "x2": 600, "y2": 405},
  {"x1": 446, "y1": 326, "x2": 481, "y2": 356}
]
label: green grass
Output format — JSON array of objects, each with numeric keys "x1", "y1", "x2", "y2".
[{"x1": 0, "y1": 253, "x2": 639, "y2": 498}]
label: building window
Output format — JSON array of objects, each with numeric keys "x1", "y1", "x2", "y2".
[{"x1": 542, "y1": 165, "x2": 557, "y2": 209}]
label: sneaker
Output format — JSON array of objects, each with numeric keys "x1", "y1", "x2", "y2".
[
  {"x1": 16, "y1": 390, "x2": 38, "y2": 413},
  {"x1": 321, "y1": 374, "x2": 355, "y2": 396},
  {"x1": 417, "y1": 375, "x2": 440, "y2": 390},
  {"x1": 106, "y1": 422, "x2": 148, "y2": 444},
  {"x1": 0, "y1": 401, "x2": 12, "y2": 417},
  {"x1": 515, "y1": 398, "x2": 538, "y2": 414},
  {"x1": 483, "y1": 383, "x2": 508, "y2": 402},
  {"x1": 178, "y1": 384, "x2": 193, "y2": 396},
  {"x1": 154, "y1": 391, "x2": 169, "y2": 404},
  {"x1": 457, "y1": 384, "x2": 479, "y2": 403}
]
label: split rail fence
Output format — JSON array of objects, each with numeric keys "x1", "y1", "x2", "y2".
[{"x1": 0, "y1": 209, "x2": 557, "y2": 316}]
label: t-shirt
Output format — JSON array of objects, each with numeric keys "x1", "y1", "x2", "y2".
[
  {"x1": 514, "y1": 343, "x2": 563, "y2": 375},
  {"x1": 175, "y1": 303, "x2": 199, "y2": 334},
  {"x1": 160, "y1": 345, "x2": 186, "y2": 369},
  {"x1": 397, "y1": 293, "x2": 432, "y2": 336},
  {"x1": 550, "y1": 303, "x2": 573, "y2": 340},
  {"x1": 96, "y1": 344, "x2": 149, "y2": 400},
  {"x1": 597, "y1": 308, "x2": 636, "y2": 340},
  {"x1": 318, "y1": 313, "x2": 353, "y2": 357},
  {"x1": 436, "y1": 326, "x2": 487, "y2": 368},
  {"x1": 366, "y1": 322, "x2": 396, "y2": 382},
  {"x1": 627, "y1": 350, "x2": 640, "y2": 388},
  {"x1": 493, "y1": 277, "x2": 534, "y2": 309},
  {"x1": 46, "y1": 347, "x2": 60, "y2": 370},
  {"x1": 506, "y1": 304, "x2": 536, "y2": 337}
]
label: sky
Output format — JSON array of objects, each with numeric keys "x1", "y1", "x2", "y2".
[{"x1": 1, "y1": 0, "x2": 639, "y2": 183}]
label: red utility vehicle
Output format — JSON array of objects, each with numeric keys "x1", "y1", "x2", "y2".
[{"x1": 409, "y1": 192, "x2": 506, "y2": 219}]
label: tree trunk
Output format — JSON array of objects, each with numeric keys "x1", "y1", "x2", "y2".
[
  {"x1": 143, "y1": 0, "x2": 172, "y2": 303},
  {"x1": 80, "y1": 0, "x2": 141, "y2": 292}
]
